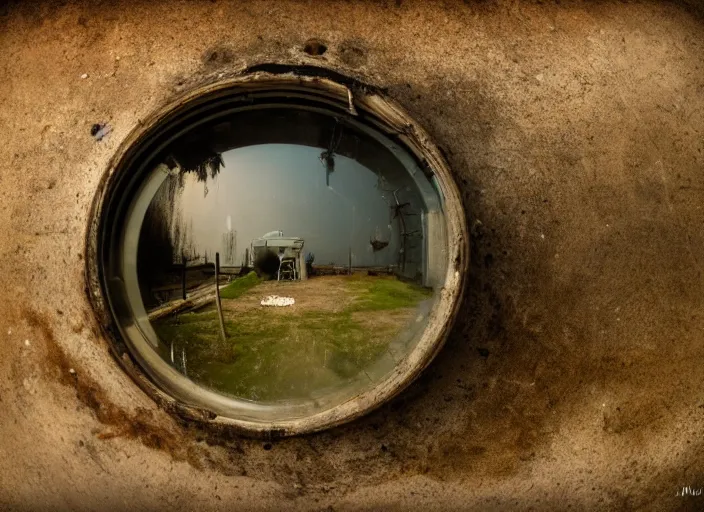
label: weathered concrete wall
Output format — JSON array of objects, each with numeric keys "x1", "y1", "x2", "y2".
[{"x1": 1, "y1": 0, "x2": 704, "y2": 510}]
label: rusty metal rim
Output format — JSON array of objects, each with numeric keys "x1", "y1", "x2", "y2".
[{"x1": 84, "y1": 65, "x2": 469, "y2": 437}]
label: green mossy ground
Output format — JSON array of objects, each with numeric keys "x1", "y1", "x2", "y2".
[{"x1": 152, "y1": 275, "x2": 432, "y2": 401}]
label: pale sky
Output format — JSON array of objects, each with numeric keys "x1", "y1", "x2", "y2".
[{"x1": 174, "y1": 143, "x2": 402, "y2": 266}]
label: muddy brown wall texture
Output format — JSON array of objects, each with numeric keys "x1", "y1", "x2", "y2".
[{"x1": 1, "y1": 0, "x2": 704, "y2": 510}]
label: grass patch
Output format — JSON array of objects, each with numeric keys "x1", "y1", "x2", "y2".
[
  {"x1": 219, "y1": 271, "x2": 260, "y2": 299},
  {"x1": 345, "y1": 275, "x2": 433, "y2": 312},
  {"x1": 298, "y1": 310, "x2": 390, "y2": 379},
  {"x1": 152, "y1": 274, "x2": 433, "y2": 401}
]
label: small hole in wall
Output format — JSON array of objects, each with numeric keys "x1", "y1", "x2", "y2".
[{"x1": 303, "y1": 39, "x2": 327, "y2": 56}]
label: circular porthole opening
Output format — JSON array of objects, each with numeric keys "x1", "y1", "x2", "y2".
[{"x1": 87, "y1": 67, "x2": 468, "y2": 436}]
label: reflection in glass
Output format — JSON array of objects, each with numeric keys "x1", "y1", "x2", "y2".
[{"x1": 125, "y1": 108, "x2": 447, "y2": 409}]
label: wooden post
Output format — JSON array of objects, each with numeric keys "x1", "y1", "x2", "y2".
[
  {"x1": 214, "y1": 252, "x2": 227, "y2": 342},
  {"x1": 181, "y1": 254, "x2": 187, "y2": 300},
  {"x1": 348, "y1": 247, "x2": 352, "y2": 275}
]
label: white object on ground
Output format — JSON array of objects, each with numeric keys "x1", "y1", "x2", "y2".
[{"x1": 261, "y1": 295, "x2": 295, "y2": 307}]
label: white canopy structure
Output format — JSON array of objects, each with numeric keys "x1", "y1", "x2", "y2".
[{"x1": 250, "y1": 231, "x2": 307, "y2": 280}]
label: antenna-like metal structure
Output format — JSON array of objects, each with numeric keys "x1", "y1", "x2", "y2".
[{"x1": 391, "y1": 189, "x2": 420, "y2": 273}]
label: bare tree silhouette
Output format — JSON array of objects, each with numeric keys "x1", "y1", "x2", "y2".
[{"x1": 138, "y1": 153, "x2": 224, "y2": 305}]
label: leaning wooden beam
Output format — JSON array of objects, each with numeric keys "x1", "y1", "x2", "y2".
[
  {"x1": 214, "y1": 252, "x2": 228, "y2": 342},
  {"x1": 147, "y1": 291, "x2": 216, "y2": 322}
]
